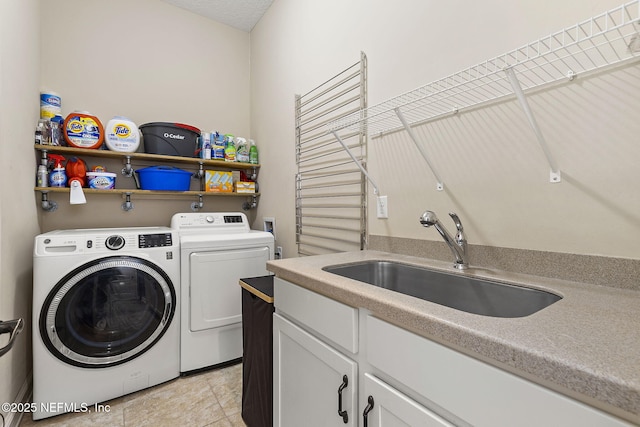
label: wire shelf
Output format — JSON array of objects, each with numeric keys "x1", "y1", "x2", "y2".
[{"x1": 328, "y1": 1, "x2": 640, "y2": 136}]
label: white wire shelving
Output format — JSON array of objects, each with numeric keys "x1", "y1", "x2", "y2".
[{"x1": 328, "y1": 1, "x2": 640, "y2": 189}]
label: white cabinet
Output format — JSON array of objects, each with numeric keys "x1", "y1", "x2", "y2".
[
  {"x1": 274, "y1": 313, "x2": 357, "y2": 427},
  {"x1": 274, "y1": 277, "x2": 633, "y2": 427},
  {"x1": 362, "y1": 373, "x2": 454, "y2": 427}
]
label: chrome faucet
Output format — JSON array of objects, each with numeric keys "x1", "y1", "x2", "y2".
[{"x1": 420, "y1": 210, "x2": 469, "y2": 270}]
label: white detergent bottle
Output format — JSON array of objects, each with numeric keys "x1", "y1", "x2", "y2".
[{"x1": 105, "y1": 116, "x2": 140, "y2": 152}]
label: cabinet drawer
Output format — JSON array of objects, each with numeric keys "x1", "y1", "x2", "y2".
[
  {"x1": 366, "y1": 315, "x2": 630, "y2": 427},
  {"x1": 274, "y1": 277, "x2": 358, "y2": 354}
]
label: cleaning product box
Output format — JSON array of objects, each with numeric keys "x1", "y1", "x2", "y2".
[
  {"x1": 205, "y1": 170, "x2": 233, "y2": 193},
  {"x1": 235, "y1": 181, "x2": 255, "y2": 193}
]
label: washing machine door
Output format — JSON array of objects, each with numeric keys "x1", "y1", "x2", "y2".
[{"x1": 39, "y1": 256, "x2": 176, "y2": 368}]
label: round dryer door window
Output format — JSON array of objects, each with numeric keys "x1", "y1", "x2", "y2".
[{"x1": 39, "y1": 256, "x2": 176, "y2": 368}]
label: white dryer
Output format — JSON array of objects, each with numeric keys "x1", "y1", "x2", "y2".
[
  {"x1": 171, "y1": 212, "x2": 274, "y2": 374},
  {"x1": 32, "y1": 227, "x2": 180, "y2": 420}
]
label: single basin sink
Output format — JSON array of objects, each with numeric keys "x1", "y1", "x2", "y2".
[{"x1": 322, "y1": 260, "x2": 561, "y2": 318}]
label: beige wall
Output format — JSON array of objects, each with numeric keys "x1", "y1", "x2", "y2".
[
  {"x1": 0, "y1": 0, "x2": 41, "y2": 418},
  {"x1": 251, "y1": 0, "x2": 640, "y2": 260},
  {"x1": 38, "y1": 0, "x2": 253, "y2": 231},
  {"x1": 0, "y1": 0, "x2": 254, "y2": 414},
  {"x1": 1, "y1": 0, "x2": 638, "y2": 415}
]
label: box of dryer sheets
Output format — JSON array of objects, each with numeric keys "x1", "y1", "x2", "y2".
[
  {"x1": 205, "y1": 170, "x2": 233, "y2": 192},
  {"x1": 235, "y1": 181, "x2": 255, "y2": 193}
]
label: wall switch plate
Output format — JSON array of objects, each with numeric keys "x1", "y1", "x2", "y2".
[{"x1": 376, "y1": 195, "x2": 388, "y2": 219}]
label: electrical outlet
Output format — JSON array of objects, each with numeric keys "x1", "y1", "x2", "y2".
[
  {"x1": 376, "y1": 195, "x2": 388, "y2": 219},
  {"x1": 275, "y1": 246, "x2": 283, "y2": 259}
]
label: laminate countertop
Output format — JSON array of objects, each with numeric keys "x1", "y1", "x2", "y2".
[{"x1": 267, "y1": 250, "x2": 640, "y2": 425}]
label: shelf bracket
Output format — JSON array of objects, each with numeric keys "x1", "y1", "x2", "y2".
[
  {"x1": 40, "y1": 192, "x2": 57, "y2": 212},
  {"x1": 191, "y1": 194, "x2": 204, "y2": 211},
  {"x1": 504, "y1": 67, "x2": 561, "y2": 183},
  {"x1": 121, "y1": 193, "x2": 134, "y2": 211},
  {"x1": 248, "y1": 167, "x2": 257, "y2": 181},
  {"x1": 330, "y1": 130, "x2": 380, "y2": 195},
  {"x1": 394, "y1": 108, "x2": 444, "y2": 191},
  {"x1": 242, "y1": 194, "x2": 258, "y2": 211},
  {"x1": 40, "y1": 149, "x2": 49, "y2": 166},
  {"x1": 195, "y1": 163, "x2": 205, "y2": 180},
  {"x1": 121, "y1": 156, "x2": 134, "y2": 177}
]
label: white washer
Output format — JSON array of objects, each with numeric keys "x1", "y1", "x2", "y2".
[
  {"x1": 172, "y1": 212, "x2": 274, "y2": 374},
  {"x1": 32, "y1": 227, "x2": 180, "y2": 420}
]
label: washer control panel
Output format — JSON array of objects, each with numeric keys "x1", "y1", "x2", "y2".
[
  {"x1": 138, "y1": 233, "x2": 173, "y2": 248},
  {"x1": 34, "y1": 227, "x2": 175, "y2": 256}
]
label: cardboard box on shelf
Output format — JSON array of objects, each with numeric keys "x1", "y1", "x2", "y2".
[
  {"x1": 235, "y1": 181, "x2": 255, "y2": 193},
  {"x1": 205, "y1": 171, "x2": 233, "y2": 193}
]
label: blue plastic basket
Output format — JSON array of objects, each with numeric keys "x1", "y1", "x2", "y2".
[{"x1": 136, "y1": 166, "x2": 192, "y2": 191}]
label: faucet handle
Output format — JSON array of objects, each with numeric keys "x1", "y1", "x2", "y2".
[{"x1": 449, "y1": 212, "x2": 463, "y2": 232}]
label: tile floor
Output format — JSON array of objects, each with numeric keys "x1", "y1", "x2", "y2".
[{"x1": 19, "y1": 363, "x2": 246, "y2": 427}]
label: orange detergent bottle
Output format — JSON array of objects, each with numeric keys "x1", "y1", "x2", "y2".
[{"x1": 63, "y1": 112, "x2": 104, "y2": 149}]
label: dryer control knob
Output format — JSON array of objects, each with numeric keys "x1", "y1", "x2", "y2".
[{"x1": 205, "y1": 215, "x2": 214, "y2": 223}]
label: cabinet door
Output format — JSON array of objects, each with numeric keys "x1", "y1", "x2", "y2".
[
  {"x1": 362, "y1": 374, "x2": 454, "y2": 427},
  {"x1": 274, "y1": 313, "x2": 357, "y2": 427}
]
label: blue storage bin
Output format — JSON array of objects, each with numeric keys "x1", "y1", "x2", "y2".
[{"x1": 136, "y1": 166, "x2": 192, "y2": 191}]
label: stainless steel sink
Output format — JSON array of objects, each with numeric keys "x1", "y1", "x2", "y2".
[{"x1": 322, "y1": 260, "x2": 561, "y2": 318}]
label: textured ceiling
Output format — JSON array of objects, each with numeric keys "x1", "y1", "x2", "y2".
[{"x1": 161, "y1": 0, "x2": 274, "y2": 32}]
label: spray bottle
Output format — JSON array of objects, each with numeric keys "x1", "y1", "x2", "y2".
[
  {"x1": 48, "y1": 154, "x2": 67, "y2": 187},
  {"x1": 249, "y1": 139, "x2": 259, "y2": 164},
  {"x1": 224, "y1": 134, "x2": 236, "y2": 162},
  {"x1": 236, "y1": 137, "x2": 249, "y2": 162}
]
